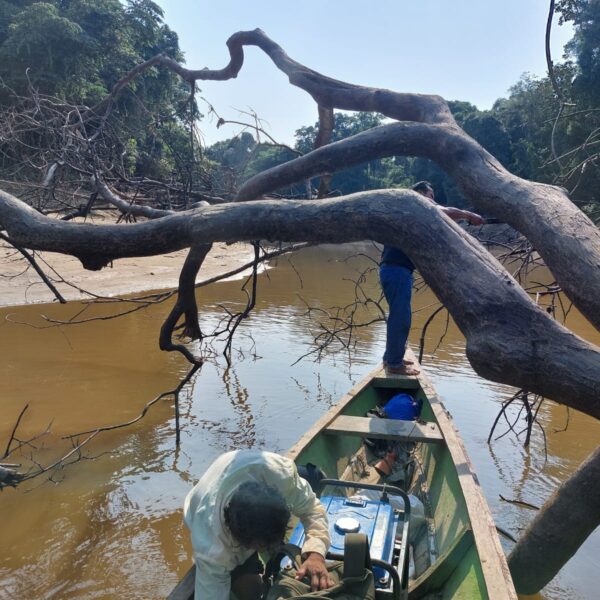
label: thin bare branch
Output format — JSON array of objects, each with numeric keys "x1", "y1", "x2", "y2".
[
  {"x1": 2, "y1": 404, "x2": 29, "y2": 459},
  {"x1": 0, "y1": 233, "x2": 66, "y2": 303}
]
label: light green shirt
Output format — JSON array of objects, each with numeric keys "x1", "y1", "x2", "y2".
[{"x1": 183, "y1": 450, "x2": 330, "y2": 600}]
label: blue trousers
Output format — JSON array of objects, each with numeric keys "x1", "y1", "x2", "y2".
[{"x1": 379, "y1": 264, "x2": 413, "y2": 368}]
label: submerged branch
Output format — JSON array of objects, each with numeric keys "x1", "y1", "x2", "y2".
[{"x1": 63, "y1": 364, "x2": 200, "y2": 441}]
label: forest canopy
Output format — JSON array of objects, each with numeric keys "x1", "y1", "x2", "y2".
[{"x1": 0, "y1": 0, "x2": 598, "y2": 218}]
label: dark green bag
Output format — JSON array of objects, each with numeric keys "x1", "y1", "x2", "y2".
[{"x1": 265, "y1": 534, "x2": 376, "y2": 600}]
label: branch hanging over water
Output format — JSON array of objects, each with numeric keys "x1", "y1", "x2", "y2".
[{"x1": 2, "y1": 188, "x2": 600, "y2": 419}]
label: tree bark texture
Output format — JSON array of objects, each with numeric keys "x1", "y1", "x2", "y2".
[
  {"x1": 159, "y1": 243, "x2": 212, "y2": 364},
  {"x1": 87, "y1": 29, "x2": 600, "y2": 333},
  {"x1": 1, "y1": 188, "x2": 599, "y2": 419},
  {"x1": 508, "y1": 446, "x2": 600, "y2": 594},
  {"x1": 235, "y1": 123, "x2": 600, "y2": 334},
  {"x1": 105, "y1": 30, "x2": 454, "y2": 125},
  {"x1": 314, "y1": 105, "x2": 335, "y2": 198}
]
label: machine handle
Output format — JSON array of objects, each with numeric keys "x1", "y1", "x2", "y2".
[
  {"x1": 320, "y1": 478, "x2": 411, "y2": 519},
  {"x1": 327, "y1": 552, "x2": 401, "y2": 600}
]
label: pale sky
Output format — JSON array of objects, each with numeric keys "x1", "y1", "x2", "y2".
[{"x1": 157, "y1": 1, "x2": 574, "y2": 145}]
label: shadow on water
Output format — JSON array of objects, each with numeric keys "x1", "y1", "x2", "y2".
[{"x1": 0, "y1": 243, "x2": 598, "y2": 599}]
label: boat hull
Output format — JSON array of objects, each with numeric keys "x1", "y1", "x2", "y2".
[
  {"x1": 287, "y1": 359, "x2": 516, "y2": 600},
  {"x1": 169, "y1": 357, "x2": 517, "y2": 599}
]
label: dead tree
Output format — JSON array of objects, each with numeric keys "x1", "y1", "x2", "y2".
[
  {"x1": 2, "y1": 188, "x2": 599, "y2": 418},
  {"x1": 1, "y1": 30, "x2": 600, "y2": 592}
]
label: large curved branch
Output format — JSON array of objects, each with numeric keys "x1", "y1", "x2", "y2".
[
  {"x1": 0, "y1": 189, "x2": 191, "y2": 270},
  {"x1": 92, "y1": 30, "x2": 454, "y2": 125},
  {"x1": 1, "y1": 187, "x2": 599, "y2": 418},
  {"x1": 508, "y1": 445, "x2": 600, "y2": 594},
  {"x1": 236, "y1": 122, "x2": 600, "y2": 333},
  {"x1": 81, "y1": 30, "x2": 599, "y2": 331}
]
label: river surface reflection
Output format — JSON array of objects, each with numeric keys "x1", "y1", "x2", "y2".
[{"x1": 0, "y1": 243, "x2": 598, "y2": 599}]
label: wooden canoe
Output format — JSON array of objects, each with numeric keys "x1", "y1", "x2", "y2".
[{"x1": 169, "y1": 355, "x2": 517, "y2": 599}]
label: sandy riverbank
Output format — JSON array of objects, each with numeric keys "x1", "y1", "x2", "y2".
[{"x1": 0, "y1": 234, "x2": 255, "y2": 308}]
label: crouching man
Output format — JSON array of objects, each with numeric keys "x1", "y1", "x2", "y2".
[{"x1": 184, "y1": 449, "x2": 332, "y2": 599}]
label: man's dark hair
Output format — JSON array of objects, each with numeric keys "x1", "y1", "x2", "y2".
[
  {"x1": 412, "y1": 181, "x2": 434, "y2": 195},
  {"x1": 224, "y1": 481, "x2": 291, "y2": 549}
]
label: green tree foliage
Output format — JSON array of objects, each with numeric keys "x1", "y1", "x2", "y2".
[
  {"x1": 0, "y1": 0, "x2": 184, "y2": 103},
  {"x1": 554, "y1": 0, "x2": 600, "y2": 217},
  {"x1": 474, "y1": 0, "x2": 600, "y2": 219},
  {"x1": 0, "y1": 0, "x2": 196, "y2": 184},
  {"x1": 491, "y1": 67, "x2": 575, "y2": 181},
  {"x1": 1, "y1": 1, "x2": 597, "y2": 218},
  {"x1": 0, "y1": 2, "x2": 94, "y2": 99},
  {"x1": 559, "y1": 0, "x2": 600, "y2": 103},
  {"x1": 205, "y1": 132, "x2": 299, "y2": 197},
  {"x1": 295, "y1": 112, "x2": 412, "y2": 196}
]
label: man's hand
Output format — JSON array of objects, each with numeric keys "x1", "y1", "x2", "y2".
[
  {"x1": 440, "y1": 206, "x2": 485, "y2": 225},
  {"x1": 466, "y1": 211, "x2": 485, "y2": 225},
  {"x1": 295, "y1": 552, "x2": 334, "y2": 591}
]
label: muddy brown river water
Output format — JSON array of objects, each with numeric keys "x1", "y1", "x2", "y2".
[{"x1": 1, "y1": 244, "x2": 599, "y2": 599}]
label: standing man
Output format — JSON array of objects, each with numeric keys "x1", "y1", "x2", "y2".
[
  {"x1": 380, "y1": 181, "x2": 485, "y2": 375},
  {"x1": 184, "y1": 449, "x2": 332, "y2": 600}
]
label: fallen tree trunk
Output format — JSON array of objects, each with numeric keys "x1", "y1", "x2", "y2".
[
  {"x1": 79, "y1": 30, "x2": 600, "y2": 333},
  {"x1": 508, "y1": 446, "x2": 600, "y2": 594},
  {"x1": 235, "y1": 122, "x2": 600, "y2": 334},
  {"x1": 2, "y1": 187, "x2": 600, "y2": 418}
]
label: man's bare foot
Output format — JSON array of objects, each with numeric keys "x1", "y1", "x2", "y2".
[
  {"x1": 385, "y1": 364, "x2": 420, "y2": 376},
  {"x1": 384, "y1": 358, "x2": 415, "y2": 367}
]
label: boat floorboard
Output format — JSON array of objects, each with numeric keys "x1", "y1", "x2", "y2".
[{"x1": 324, "y1": 415, "x2": 444, "y2": 443}]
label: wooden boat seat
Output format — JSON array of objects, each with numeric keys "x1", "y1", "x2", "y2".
[{"x1": 324, "y1": 415, "x2": 444, "y2": 444}]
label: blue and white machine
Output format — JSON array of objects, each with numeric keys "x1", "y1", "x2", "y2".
[{"x1": 286, "y1": 479, "x2": 410, "y2": 599}]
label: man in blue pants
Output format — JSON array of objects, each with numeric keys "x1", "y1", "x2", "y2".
[{"x1": 380, "y1": 181, "x2": 484, "y2": 375}]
